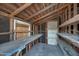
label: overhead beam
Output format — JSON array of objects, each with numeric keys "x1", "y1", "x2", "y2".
[
  {"x1": 10, "y1": 3, "x2": 31, "y2": 17},
  {"x1": 5, "y1": 4, "x2": 17, "y2": 10},
  {"x1": 25, "y1": 4, "x2": 55, "y2": 20},
  {"x1": 34, "y1": 13, "x2": 57, "y2": 25},
  {"x1": 0, "y1": 5, "x2": 13, "y2": 14},
  {"x1": 0, "y1": 11, "x2": 10, "y2": 17},
  {"x1": 34, "y1": 5, "x2": 67, "y2": 25},
  {"x1": 33, "y1": 4, "x2": 69, "y2": 23}
]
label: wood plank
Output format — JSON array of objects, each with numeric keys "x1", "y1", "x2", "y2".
[
  {"x1": 33, "y1": 5, "x2": 67, "y2": 24},
  {"x1": 0, "y1": 11, "x2": 10, "y2": 17},
  {"x1": 59, "y1": 14, "x2": 79, "y2": 27},
  {"x1": 0, "y1": 32, "x2": 12, "y2": 35},
  {"x1": 73, "y1": 4, "x2": 77, "y2": 16},
  {"x1": 10, "y1": 3, "x2": 31, "y2": 17},
  {"x1": 68, "y1": 4, "x2": 71, "y2": 19},
  {"x1": 25, "y1": 4, "x2": 55, "y2": 20},
  {"x1": 9, "y1": 17, "x2": 14, "y2": 41},
  {"x1": 0, "y1": 34, "x2": 42, "y2": 56},
  {"x1": 58, "y1": 33, "x2": 79, "y2": 48},
  {"x1": 33, "y1": 4, "x2": 69, "y2": 23},
  {"x1": 5, "y1": 4, "x2": 17, "y2": 10},
  {"x1": 34, "y1": 13, "x2": 57, "y2": 25},
  {"x1": 0, "y1": 4, "x2": 14, "y2": 13}
]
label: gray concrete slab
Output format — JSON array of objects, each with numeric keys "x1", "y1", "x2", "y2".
[{"x1": 26, "y1": 43, "x2": 65, "y2": 56}]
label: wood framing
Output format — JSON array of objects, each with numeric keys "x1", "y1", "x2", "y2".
[
  {"x1": 33, "y1": 4, "x2": 69, "y2": 23},
  {"x1": 10, "y1": 3, "x2": 31, "y2": 17},
  {"x1": 73, "y1": 4, "x2": 77, "y2": 16},
  {"x1": 25, "y1": 4, "x2": 55, "y2": 20},
  {"x1": 0, "y1": 11, "x2": 10, "y2": 17},
  {"x1": 59, "y1": 14, "x2": 79, "y2": 27}
]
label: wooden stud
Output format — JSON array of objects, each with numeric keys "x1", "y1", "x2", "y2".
[
  {"x1": 73, "y1": 4, "x2": 77, "y2": 16},
  {"x1": 68, "y1": 4, "x2": 71, "y2": 19},
  {"x1": 9, "y1": 17, "x2": 14, "y2": 40}
]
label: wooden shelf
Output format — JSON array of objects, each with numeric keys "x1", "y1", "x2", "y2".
[
  {"x1": 0, "y1": 34, "x2": 42, "y2": 56},
  {"x1": 59, "y1": 14, "x2": 79, "y2": 27},
  {"x1": 0, "y1": 32, "x2": 13, "y2": 35},
  {"x1": 57, "y1": 33, "x2": 79, "y2": 48}
]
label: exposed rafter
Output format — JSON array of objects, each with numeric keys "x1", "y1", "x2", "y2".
[
  {"x1": 25, "y1": 4, "x2": 55, "y2": 20},
  {"x1": 33, "y1": 4, "x2": 69, "y2": 23},
  {"x1": 34, "y1": 13, "x2": 57, "y2": 25},
  {"x1": 0, "y1": 11, "x2": 10, "y2": 17},
  {"x1": 10, "y1": 3, "x2": 32, "y2": 17},
  {"x1": 5, "y1": 4, "x2": 17, "y2": 10}
]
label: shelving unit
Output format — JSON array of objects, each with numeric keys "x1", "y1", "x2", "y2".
[
  {"x1": 0, "y1": 34, "x2": 42, "y2": 56},
  {"x1": 58, "y1": 33, "x2": 79, "y2": 48},
  {"x1": 58, "y1": 4, "x2": 79, "y2": 35},
  {"x1": 58, "y1": 3, "x2": 79, "y2": 53}
]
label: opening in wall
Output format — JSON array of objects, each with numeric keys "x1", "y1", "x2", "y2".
[
  {"x1": 71, "y1": 4, "x2": 74, "y2": 18},
  {"x1": 77, "y1": 4, "x2": 79, "y2": 14},
  {"x1": 77, "y1": 24, "x2": 79, "y2": 34},
  {"x1": 71, "y1": 25, "x2": 73, "y2": 30},
  {"x1": 77, "y1": 24, "x2": 79, "y2": 31},
  {"x1": 71, "y1": 25, "x2": 73, "y2": 34}
]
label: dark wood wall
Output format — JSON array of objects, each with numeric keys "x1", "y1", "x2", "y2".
[{"x1": 0, "y1": 16, "x2": 10, "y2": 44}]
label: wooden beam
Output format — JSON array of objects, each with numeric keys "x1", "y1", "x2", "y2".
[
  {"x1": 0, "y1": 11, "x2": 10, "y2": 17},
  {"x1": 10, "y1": 3, "x2": 31, "y2": 17},
  {"x1": 35, "y1": 11, "x2": 58, "y2": 24},
  {"x1": 0, "y1": 5, "x2": 13, "y2": 14},
  {"x1": 59, "y1": 14, "x2": 79, "y2": 27},
  {"x1": 68, "y1": 4, "x2": 71, "y2": 19},
  {"x1": 30, "y1": 6, "x2": 36, "y2": 13},
  {"x1": 9, "y1": 17, "x2": 14, "y2": 40},
  {"x1": 73, "y1": 4, "x2": 77, "y2": 16},
  {"x1": 25, "y1": 4, "x2": 55, "y2": 20},
  {"x1": 34, "y1": 4, "x2": 69, "y2": 23},
  {"x1": 34, "y1": 4, "x2": 40, "y2": 11},
  {"x1": 35, "y1": 14, "x2": 57, "y2": 25},
  {"x1": 5, "y1": 4, "x2": 17, "y2": 10},
  {"x1": 0, "y1": 32, "x2": 12, "y2": 35}
]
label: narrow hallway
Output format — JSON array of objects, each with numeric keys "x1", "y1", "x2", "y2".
[
  {"x1": 0, "y1": 3, "x2": 79, "y2": 56},
  {"x1": 26, "y1": 43, "x2": 64, "y2": 56}
]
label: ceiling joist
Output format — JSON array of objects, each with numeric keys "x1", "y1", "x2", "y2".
[
  {"x1": 25, "y1": 4, "x2": 55, "y2": 20},
  {"x1": 10, "y1": 3, "x2": 32, "y2": 17},
  {"x1": 33, "y1": 4, "x2": 69, "y2": 23},
  {"x1": 34, "y1": 13, "x2": 57, "y2": 25},
  {"x1": 0, "y1": 11, "x2": 10, "y2": 17}
]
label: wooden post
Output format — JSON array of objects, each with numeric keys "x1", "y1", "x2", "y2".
[
  {"x1": 28, "y1": 43, "x2": 31, "y2": 51},
  {"x1": 73, "y1": 4, "x2": 77, "y2": 16},
  {"x1": 68, "y1": 4, "x2": 71, "y2": 19},
  {"x1": 45, "y1": 22, "x2": 48, "y2": 44},
  {"x1": 32, "y1": 24, "x2": 34, "y2": 35},
  {"x1": 9, "y1": 17, "x2": 14, "y2": 40},
  {"x1": 65, "y1": 8, "x2": 67, "y2": 21}
]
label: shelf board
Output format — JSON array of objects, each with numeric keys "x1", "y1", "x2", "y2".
[
  {"x1": 59, "y1": 14, "x2": 79, "y2": 27},
  {"x1": 0, "y1": 34, "x2": 42, "y2": 56},
  {"x1": 0, "y1": 32, "x2": 13, "y2": 35},
  {"x1": 57, "y1": 33, "x2": 79, "y2": 48}
]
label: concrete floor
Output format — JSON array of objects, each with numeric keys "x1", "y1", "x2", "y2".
[{"x1": 26, "y1": 43, "x2": 65, "y2": 56}]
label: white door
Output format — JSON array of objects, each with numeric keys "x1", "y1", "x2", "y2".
[{"x1": 47, "y1": 21, "x2": 58, "y2": 45}]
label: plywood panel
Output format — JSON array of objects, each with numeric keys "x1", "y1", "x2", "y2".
[{"x1": 16, "y1": 25, "x2": 30, "y2": 39}]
